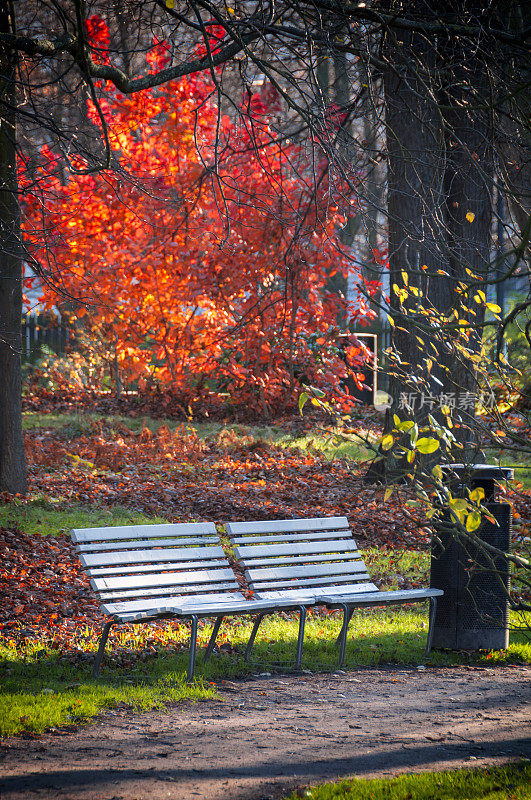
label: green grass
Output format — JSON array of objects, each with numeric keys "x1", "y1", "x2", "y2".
[
  {"x1": 2, "y1": 607, "x2": 529, "y2": 737},
  {"x1": 283, "y1": 762, "x2": 531, "y2": 800},
  {"x1": 0, "y1": 495, "x2": 169, "y2": 537},
  {"x1": 484, "y1": 448, "x2": 531, "y2": 490}
]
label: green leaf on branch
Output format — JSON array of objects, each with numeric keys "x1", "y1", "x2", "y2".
[
  {"x1": 298, "y1": 391, "x2": 309, "y2": 414},
  {"x1": 432, "y1": 465, "x2": 443, "y2": 481},
  {"x1": 416, "y1": 437, "x2": 440, "y2": 454}
]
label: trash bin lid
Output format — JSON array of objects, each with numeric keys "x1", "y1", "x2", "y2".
[{"x1": 441, "y1": 464, "x2": 514, "y2": 481}]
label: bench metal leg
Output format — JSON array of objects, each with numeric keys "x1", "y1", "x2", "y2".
[
  {"x1": 187, "y1": 616, "x2": 199, "y2": 682},
  {"x1": 204, "y1": 616, "x2": 224, "y2": 661},
  {"x1": 93, "y1": 620, "x2": 114, "y2": 677},
  {"x1": 337, "y1": 604, "x2": 350, "y2": 668},
  {"x1": 295, "y1": 606, "x2": 307, "y2": 669},
  {"x1": 245, "y1": 612, "x2": 267, "y2": 661},
  {"x1": 424, "y1": 596, "x2": 437, "y2": 657},
  {"x1": 335, "y1": 607, "x2": 353, "y2": 647}
]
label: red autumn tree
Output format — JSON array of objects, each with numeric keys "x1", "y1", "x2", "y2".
[{"x1": 22, "y1": 19, "x2": 376, "y2": 415}]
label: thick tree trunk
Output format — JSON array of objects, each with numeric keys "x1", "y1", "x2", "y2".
[
  {"x1": 0, "y1": 1, "x2": 27, "y2": 493},
  {"x1": 439, "y1": 26, "x2": 494, "y2": 406},
  {"x1": 367, "y1": 9, "x2": 494, "y2": 481},
  {"x1": 383, "y1": 26, "x2": 448, "y2": 413}
]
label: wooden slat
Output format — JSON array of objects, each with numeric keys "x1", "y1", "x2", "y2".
[
  {"x1": 235, "y1": 540, "x2": 359, "y2": 559},
  {"x1": 246, "y1": 561, "x2": 368, "y2": 583},
  {"x1": 226, "y1": 517, "x2": 349, "y2": 536},
  {"x1": 231, "y1": 530, "x2": 355, "y2": 546},
  {"x1": 91, "y1": 567, "x2": 237, "y2": 593},
  {"x1": 71, "y1": 522, "x2": 217, "y2": 544},
  {"x1": 79, "y1": 545, "x2": 225, "y2": 568},
  {"x1": 85, "y1": 559, "x2": 227, "y2": 577},
  {"x1": 256, "y1": 586, "x2": 374, "y2": 600},
  {"x1": 75, "y1": 536, "x2": 219, "y2": 553},
  {"x1": 320, "y1": 588, "x2": 443, "y2": 604},
  {"x1": 314, "y1": 582, "x2": 379, "y2": 597},
  {"x1": 102, "y1": 591, "x2": 247, "y2": 617},
  {"x1": 252, "y1": 575, "x2": 373, "y2": 591},
  {"x1": 244, "y1": 553, "x2": 364, "y2": 568},
  {"x1": 97, "y1": 581, "x2": 240, "y2": 602}
]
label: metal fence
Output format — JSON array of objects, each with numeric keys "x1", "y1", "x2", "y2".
[{"x1": 21, "y1": 315, "x2": 75, "y2": 364}]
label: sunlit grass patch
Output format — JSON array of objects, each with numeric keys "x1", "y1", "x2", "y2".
[
  {"x1": 0, "y1": 624, "x2": 214, "y2": 737},
  {"x1": 1, "y1": 606, "x2": 529, "y2": 737},
  {"x1": 283, "y1": 762, "x2": 531, "y2": 800},
  {"x1": 276, "y1": 428, "x2": 376, "y2": 462},
  {"x1": 0, "y1": 495, "x2": 169, "y2": 537}
]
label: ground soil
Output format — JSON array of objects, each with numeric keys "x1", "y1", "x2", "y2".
[{"x1": 1, "y1": 665, "x2": 530, "y2": 800}]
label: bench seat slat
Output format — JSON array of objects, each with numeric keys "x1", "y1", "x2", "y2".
[
  {"x1": 246, "y1": 561, "x2": 368, "y2": 582},
  {"x1": 320, "y1": 588, "x2": 444, "y2": 604},
  {"x1": 71, "y1": 522, "x2": 217, "y2": 544},
  {"x1": 102, "y1": 591, "x2": 248, "y2": 617},
  {"x1": 234, "y1": 540, "x2": 358, "y2": 559},
  {"x1": 76, "y1": 536, "x2": 219, "y2": 553},
  {"x1": 91, "y1": 567, "x2": 237, "y2": 593},
  {"x1": 80, "y1": 545, "x2": 225, "y2": 568},
  {"x1": 253, "y1": 575, "x2": 373, "y2": 591},
  {"x1": 97, "y1": 581, "x2": 241, "y2": 602},
  {"x1": 230, "y1": 530, "x2": 355, "y2": 546},
  {"x1": 242, "y1": 553, "x2": 364, "y2": 568},
  {"x1": 226, "y1": 517, "x2": 349, "y2": 535},
  {"x1": 85, "y1": 559, "x2": 228, "y2": 577},
  {"x1": 256, "y1": 584, "x2": 377, "y2": 600}
]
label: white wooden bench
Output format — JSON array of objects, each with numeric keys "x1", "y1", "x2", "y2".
[
  {"x1": 226, "y1": 516, "x2": 443, "y2": 666},
  {"x1": 71, "y1": 522, "x2": 310, "y2": 680}
]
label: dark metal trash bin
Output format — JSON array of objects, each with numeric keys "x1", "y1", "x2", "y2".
[{"x1": 430, "y1": 465, "x2": 513, "y2": 651}]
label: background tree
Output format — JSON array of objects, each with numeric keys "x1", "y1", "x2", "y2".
[{"x1": 1, "y1": 0, "x2": 529, "y2": 494}]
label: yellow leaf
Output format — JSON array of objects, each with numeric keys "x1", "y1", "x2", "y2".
[
  {"x1": 486, "y1": 302, "x2": 501, "y2": 314},
  {"x1": 450, "y1": 508, "x2": 467, "y2": 525},
  {"x1": 384, "y1": 487, "x2": 393, "y2": 502},
  {"x1": 381, "y1": 434, "x2": 394, "y2": 451},
  {"x1": 387, "y1": 314, "x2": 395, "y2": 327},
  {"x1": 165, "y1": 0, "x2": 175, "y2": 7},
  {"x1": 401, "y1": 271, "x2": 409, "y2": 285},
  {"x1": 449, "y1": 498, "x2": 468, "y2": 511},
  {"x1": 416, "y1": 437, "x2": 440, "y2": 454},
  {"x1": 466, "y1": 211, "x2": 475, "y2": 223},
  {"x1": 432, "y1": 465, "x2": 443, "y2": 480},
  {"x1": 469, "y1": 487, "x2": 485, "y2": 503},
  {"x1": 466, "y1": 511, "x2": 482, "y2": 532},
  {"x1": 406, "y1": 449, "x2": 415, "y2": 463},
  {"x1": 426, "y1": 358, "x2": 433, "y2": 373}
]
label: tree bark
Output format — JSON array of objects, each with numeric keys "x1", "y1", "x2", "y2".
[
  {"x1": 383, "y1": 24, "x2": 448, "y2": 413},
  {"x1": 0, "y1": 1, "x2": 27, "y2": 493}
]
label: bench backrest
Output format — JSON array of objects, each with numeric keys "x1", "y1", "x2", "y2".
[
  {"x1": 71, "y1": 522, "x2": 243, "y2": 618},
  {"x1": 226, "y1": 517, "x2": 378, "y2": 600}
]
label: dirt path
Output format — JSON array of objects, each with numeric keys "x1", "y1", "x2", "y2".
[{"x1": 1, "y1": 665, "x2": 530, "y2": 800}]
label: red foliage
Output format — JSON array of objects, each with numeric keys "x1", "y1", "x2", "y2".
[{"x1": 22, "y1": 18, "x2": 377, "y2": 415}]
